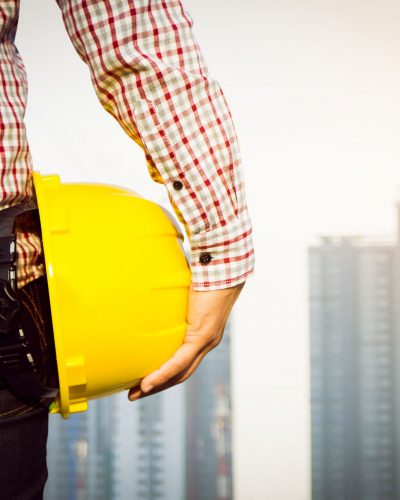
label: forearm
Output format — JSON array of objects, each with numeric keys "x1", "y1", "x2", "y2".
[{"x1": 56, "y1": 0, "x2": 255, "y2": 289}]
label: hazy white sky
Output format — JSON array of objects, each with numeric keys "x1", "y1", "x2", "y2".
[{"x1": 16, "y1": 1, "x2": 400, "y2": 499}]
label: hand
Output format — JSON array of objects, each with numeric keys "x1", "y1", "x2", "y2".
[{"x1": 128, "y1": 281, "x2": 245, "y2": 401}]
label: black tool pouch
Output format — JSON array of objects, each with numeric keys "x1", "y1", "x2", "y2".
[{"x1": 0, "y1": 202, "x2": 58, "y2": 403}]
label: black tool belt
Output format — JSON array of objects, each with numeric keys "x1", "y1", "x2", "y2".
[{"x1": 0, "y1": 202, "x2": 58, "y2": 403}]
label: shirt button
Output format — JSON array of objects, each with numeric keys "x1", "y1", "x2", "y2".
[
  {"x1": 199, "y1": 252, "x2": 212, "y2": 265},
  {"x1": 173, "y1": 180, "x2": 183, "y2": 191}
]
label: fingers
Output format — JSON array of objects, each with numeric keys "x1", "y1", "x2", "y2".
[
  {"x1": 127, "y1": 281, "x2": 245, "y2": 403},
  {"x1": 140, "y1": 340, "x2": 201, "y2": 391},
  {"x1": 127, "y1": 338, "x2": 217, "y2": 401},
  {"x1": 127, "y1": 333, "x2": 207, "y2": 401}
]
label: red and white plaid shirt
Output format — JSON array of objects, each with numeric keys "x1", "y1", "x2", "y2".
[{"x1": 0, "y1": 0, "x2": 254, "y2": 291}]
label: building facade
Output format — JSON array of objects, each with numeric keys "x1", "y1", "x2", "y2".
[
  {"x1": 45, "y1": 321, "x2": 233, "y2": 500},
  {"x1": 185, "y1": 322, "x2": 233, "y2": 500},
  {"x1": 45, "y1": 386, "x2": 185, "y2": 500},
  {"x1": 309, "y1": 228, "x2": 400, "y2": 500}
]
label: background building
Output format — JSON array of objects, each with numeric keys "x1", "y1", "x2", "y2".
[
  {"x1": 45, "y1": 397, "x2": 116, "y2": 500},
  {"x1": 46, "y1": 388, "x2": 185, "y2": 500},
  {"x1": 185, "y1": 322, "x2": 233, "y2": 500},
  {"x1": 309, "y1": 202, "x2": 400, "y2": 500},
  {"x1": 112, "y1": 386, "x2": 186, "y2": 500},
  {"x1": 45, "y1": 323, "x2": 233, "y2": 500}
]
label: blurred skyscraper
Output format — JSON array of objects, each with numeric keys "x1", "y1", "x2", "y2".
[
  {"x1": 112, "y1": 386, "x2": 186, "y2": 500},
  {"x1": 45, "y1": 397, "x2": 117, "y2": 500},
  {"x1": 185, "y1": 322, "x2": 233, "y2": 500},
  {"x1": 309, "y1": 202, "x2": 400, "y2": 500},
  {"x1": 45, "y1": 323, "x2": 233, "y2": 499},
  {"x1": 44, "y1": 410, "x2": 88, "y2": 500},
  {"x1": 45, "y1": 388, "x2": 185, "y2": 500}
]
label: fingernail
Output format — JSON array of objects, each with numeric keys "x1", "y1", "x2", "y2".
[
  {"x1": 128, "y1": 389, "x2": 140, "y2": 400},
  {"x1": 142, "y1": 384, "x2": 153, "y2": 393}
]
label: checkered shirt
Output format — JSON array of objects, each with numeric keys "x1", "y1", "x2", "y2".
[{"x1": 0, "y1": 0, "x2": 255, "y2": 291}]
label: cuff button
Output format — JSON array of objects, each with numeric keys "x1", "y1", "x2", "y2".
[
  {"x1": 199, "y1": 252, "x2": 212, "y2": 265},
  {"x1": 172, "y1": 180, "x2": 183, "y2": 191}
]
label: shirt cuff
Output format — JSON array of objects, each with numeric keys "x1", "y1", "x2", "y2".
[{"x1": 188, "y1": 211, "x2": 255, "y2": 291}]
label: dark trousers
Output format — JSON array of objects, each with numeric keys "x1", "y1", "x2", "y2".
[{"x1": 0, "y1": 277, "x2": 58, "y2": 500}]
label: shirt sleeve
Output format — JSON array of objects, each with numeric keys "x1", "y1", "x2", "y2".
[{"x1": 55, "y1": 0, "x2": 255, "y2": 291}]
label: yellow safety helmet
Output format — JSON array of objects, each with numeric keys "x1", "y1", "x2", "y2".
[{"x1": 32, "y1": 172, "x2": 191, "y2": 419}]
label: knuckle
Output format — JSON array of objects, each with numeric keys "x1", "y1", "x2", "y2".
[
  {"x1": 171, "y1": 353, "x2": 190, "y2": 371},
  {"x1": 209, "y1": 336, "x2": 222, "y2": 349},
  {"x1": 157, "y1": 373, "x2": 170, "y2": 385}
]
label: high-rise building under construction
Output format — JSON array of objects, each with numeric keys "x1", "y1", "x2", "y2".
[
  {"x1": 309, "y1": 203, "x2": 400, "y2": 500},
  {"x1": 45, "y1": 323, "x2": 233, "y2": 500}
]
